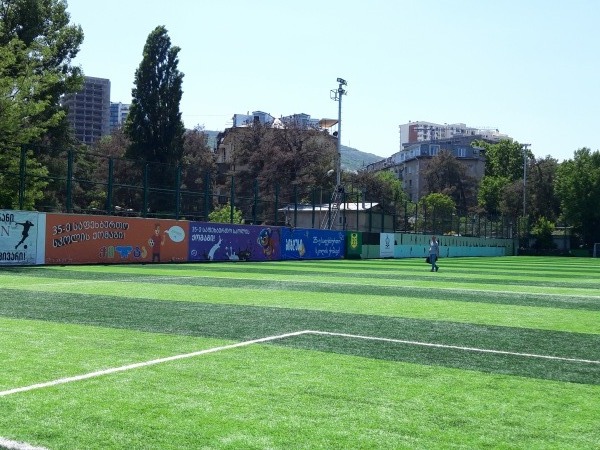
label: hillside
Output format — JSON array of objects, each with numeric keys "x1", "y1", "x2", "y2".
[
  {"x1": 205, "y1": 130, "x2": 384, "y2": 172},
  {"x1": 340, "y1": 144, "x2": 383, "y2": 172}
]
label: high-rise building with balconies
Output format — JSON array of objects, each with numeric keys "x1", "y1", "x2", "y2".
[
  {"x1": 62, "y1": 76, "x2": 111, "y2": 145},
  {"x1": 109, "y1": 102, "x2": 130, "y2": 132}
]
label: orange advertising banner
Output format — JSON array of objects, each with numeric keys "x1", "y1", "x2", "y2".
[{"x1": 45, "y1": 214, "x2": 189, "y2": 264}]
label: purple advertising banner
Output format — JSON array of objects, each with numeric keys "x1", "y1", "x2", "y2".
[
  {"x1": 188, "y1": 222, "x2": 281, "y2": 262},
  {"x1": 281, "y1": 228, "x2": 346, "y2": 260}
]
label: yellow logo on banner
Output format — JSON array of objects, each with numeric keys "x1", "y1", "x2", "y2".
[{"x1": 350, "y1": 233, "x2": 358, "y2": 249}]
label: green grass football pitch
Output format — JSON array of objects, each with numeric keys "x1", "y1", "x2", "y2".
[{"x1": 0, "y1": 256, "x2": 599, "y2": 449}]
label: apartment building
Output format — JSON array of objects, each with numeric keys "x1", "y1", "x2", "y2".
[
  {"x1": 398, "y1": 120, "x2": 509, "y2": 149},
  {"x1": 367, "y1": 135, "x2": 488, "y2": 202},
  {"x1": 62, "y1": 76, "x2": 111, "y2": 145},
  {"x1": 109, "y1": 102, "x2": 130, "y2": 132}
]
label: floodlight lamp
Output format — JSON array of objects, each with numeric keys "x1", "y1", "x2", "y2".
[{"x1": 337, "y1": 78, "x2": 347, "y2": 86}]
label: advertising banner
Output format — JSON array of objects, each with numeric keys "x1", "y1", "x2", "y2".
[
  {"x1": 45, "y1": 214, "x2": 189, "y2": 264},
  {"x1": 380, "y1": 232, "x2": 395, "y2": 258},
  {"x1": 346, "y1": 231, "x2": 362, "y2": 259},
  {"x1": 281, "y1": 228, "x2": 345, "y2": 260},
  {"x1": 0, "y1": 210, "x2": 44, "y2": 265},
  {"x1": 188, "y1": 222, "x2": 281, "y2": 262}
]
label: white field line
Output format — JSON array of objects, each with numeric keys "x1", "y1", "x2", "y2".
[
  {"x1": 306, "y1": 331, "x2": 600, "y2": 364},
  {"x1": 0, "y1": 437, "x2": 48, "y2": 450},
  {"x1": 0, "y1": 330, "x2": 308, "y2": 398},
  {"x1": 2, "y1": 275, "x2": 599, "y2": 300},
  {"x1": 2, "y1": 330, "x2": 599, "y2": 399}
]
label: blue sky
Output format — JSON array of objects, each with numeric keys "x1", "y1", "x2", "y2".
[{"x1": 65, "y1": 0, "x2": 599, "y2": 161}]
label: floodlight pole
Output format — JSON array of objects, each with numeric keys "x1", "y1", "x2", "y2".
[{"x1": 331, "y1": 78, "x2": 347, "y2": 187}]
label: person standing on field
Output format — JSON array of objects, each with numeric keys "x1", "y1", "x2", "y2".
[{"x1": 429, "y1": 235, "x2": 439, "y2": 272}]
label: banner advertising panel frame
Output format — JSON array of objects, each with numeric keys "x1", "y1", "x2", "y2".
[
  {"x1": 0, "y1": 210, "x2": 44, "y2": 266},
  {"x1": 44, "y1": 214, "x2": 189, "y2": 265},
  {"x1": 188, "y1": 222, "x2": 281, "y2": 262},
  {"x1": 281, "y1": 228, "x2": 345, "y2": 260},
  {"x1": 379, "y1": 232, "x2": 395, "y2": 258}
]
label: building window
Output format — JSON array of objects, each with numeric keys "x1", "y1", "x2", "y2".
[
  {"x1": 429, "y1": 145, "x2": 440, "y2": 156},
  {"x1": 457, "y1": 147, "x2": 466, "y2": 157}
]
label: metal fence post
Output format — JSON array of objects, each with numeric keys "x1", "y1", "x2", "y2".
[
  {"x1": 66, "y1": 149, "x2": 74, "y2": 213},
  {"x1": 106, "y1": 157, "x2": 114, "y2": 214},
  {"x1": 175, "y1": 165, "x2": 181, "y2": 220},
  {"x1": 253, "y1": 178, "x2": 258, "y2": 225},
  {"x1": 274, "y1": 184, "x2": 279, "y2": 225},
  {"x1": 311, "y1": 188, "x2": 316, "y2": 229},
  {"x1": 204, "y1": 171, "x2": 211, "y2": 221},
  {"x1": 18, "y1": 147, "x2": 26, "y2": 210},
  {"x1": 356, "y1": 193, "x2": 359, "y2": 231},
  {"x1": 230, "y1": 175, "x2": 235, "y2": 224}
]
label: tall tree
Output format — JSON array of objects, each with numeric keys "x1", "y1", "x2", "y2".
[
  {"x1": 0, "y1": 0, "x2": 83, "y2": 208},
  {"x1": 180, "y1": 126, "x2": 215, "y2": 217},
  {"x1": 477, "y1": 175, "x2": 511, "y2": 217},
  {"x1": 418, "y1": 192, "x2": 456, "y2": 234},
  {"x1": 349, "y1": 170, "x2": 407, "y2": 209},
  {"x1": 228, "y1": 122, "x2": 337, "y2": 202},
  {"x1": 476, "y1": 139, "x2": 531, "y2": 217},
  {"x1": 0, "y1": 0, "x2": 83, "y2": 148},
  {"x1": 181, "y1": 126, "x2": 215, "y2": 188},
  {"x1": 422, "y1": 150, "x2": 477, "y2": 212},
  {"x1": 555, "y1": 148, "x2": 600, "y2": 248},
  {"x1": 479, "y1": 139, "x2": 531, "y2": 180},
  {"x1": 125, "y1": 25, "x2": 184, "y2": 211},
  {"x1": 527, "y1": 155, "x2": 560, "y2": 222}
]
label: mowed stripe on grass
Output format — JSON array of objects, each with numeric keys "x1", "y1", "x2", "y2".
[
  {"x1": 0, "y1": 291, "x2": 599, "y2": 384},
  {"x1": 1, "y1": 257, "x2": 599, "y2": 449}
]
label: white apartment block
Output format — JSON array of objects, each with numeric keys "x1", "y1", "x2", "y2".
[
  {"x1": 398, "y1": 121, "x2": 509, "y2": 149},
  {"x1": 110, "y1": 102, "x2": 130, "y2": 132}
]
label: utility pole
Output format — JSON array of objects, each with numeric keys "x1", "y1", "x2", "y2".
[{"x1": 331, "y1": 78, "x2": 347, "y2": 187}]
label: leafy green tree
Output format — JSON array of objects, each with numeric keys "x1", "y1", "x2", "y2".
[
  {"x1": 497, "y1": 179, "x2": 523, "y2": 218},
  {"x1": 478, "y1": 139, "x2": 531, "y2": 180},
  {"x1": 354, "y1": 169, "x2": 409, "y2": 230},
  {"x1": 531, "y1": 216, "x2": 556, "y2": 250},
  {"x1": 181, "y1": 126, "x2": 215, "y2": 190},
  {"x1": 0, "y1": 147, "x2": 48, "y2": 209},
  {"x1": 180, "y1": 126, "x2": 215, "y2": 217},
  {"x1": 528, "y1": 156, "x2": 560, "y2": 222},
  {"x1": 477, "y1": 175, "x2": 510, "y2": 216},
  {"x1": 555, "y1": 148, "x2": 600, "y2": 248},
  {"x1": 208, "y1": 202, "x2": 243, "y2": 224},
  {"x1": 91, "y1": 129, "x2": 143, "y2": 213},
  {"x1": 349, "y1": 169, "x2": 407, "y2": 208},
  {"x1": 422, "y1": 150, "x2": 477, "y2": 212},
  {"x1": 225, "y1": 122, "x2": 338, "y2": 215},
  {"x1": 125, "y1": 25, "x2": 184, "y2": 211},
  {"x1": 418, "y1": 192, "x2": 455, "y2": 234},
  {"x1": 0, "y1": 0, "x2": 83, "y2": 208},
  {"x1": 474, "y1": 140, "x2": 532, "y2": 218},
  {"x1": 0, "y1": 0, "x2": 83, "y2": 149}
]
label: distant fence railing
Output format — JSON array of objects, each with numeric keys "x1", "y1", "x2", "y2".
[{"x1": 3, "y1": 146, "x2": 520, "y2": 238}]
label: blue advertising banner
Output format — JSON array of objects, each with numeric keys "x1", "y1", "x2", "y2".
[
  {"x1": 188, "y1": 222, "x2": 281, "y2": 262},
  {"x1": 281, "y1": 228, "x2": 346, "y2": 260},
  {"x1": 0, "y1": 210, "x2": 44, "y2": 266}
]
